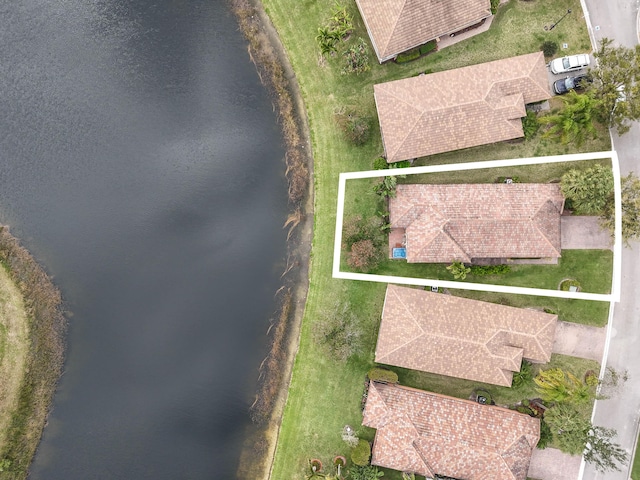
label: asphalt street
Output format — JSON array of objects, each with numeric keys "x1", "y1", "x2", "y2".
[{"x1": 580, "y1": 1, "x2": 640, "y2": 479}]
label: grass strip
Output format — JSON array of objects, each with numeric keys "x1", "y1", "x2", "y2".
[{"x1": 255, "y1": 0, "x2": 609, "y2": 478}]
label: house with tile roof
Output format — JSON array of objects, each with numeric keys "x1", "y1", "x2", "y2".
[
  {"x1": 363, "y1": 382, "x2": 540, "y2": 479},
  {"x1": 389, "y1": 183, "x2": 565, "y2": 264},
  {"x1": 374, "y1": 52, "x2": 551, "y2": 163},
  {"x1": 355, "y1": 0, "x2": 492, "y2": 63},
  {"x1": 376, "y1": 285, "x2": 558, "y2": 386}
]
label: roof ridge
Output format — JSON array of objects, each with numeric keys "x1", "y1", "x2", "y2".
[
  {"x1": 531, "y1": 199, "x2": 562, "y2": 256},
  {"x1": 418, "y1": 226, "x2": 471, "y2": 263},
  {"x1": 381, "y1": 0, "x2": 410, "y2": 58},
  {"x1": 526, "y1": 51, "x2": 552, "y2": 100},
  {"x1": 377, "y1": 286, "x2": 425, "y2": 361},
  {"x1": 380, "y1": 85, "x2": 427, "y2": 161}
]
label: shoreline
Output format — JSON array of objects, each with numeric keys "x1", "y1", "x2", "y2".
[{"x1": 228, "y1": 0, "x2": 314, "y2": 478}]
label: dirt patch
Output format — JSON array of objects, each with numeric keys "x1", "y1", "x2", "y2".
[{"x1": 227, "y1": 0, "x2": 314, "y2": 479}]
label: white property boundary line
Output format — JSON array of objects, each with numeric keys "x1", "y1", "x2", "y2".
[{"x1": 333, "y1": 151, "x2": 622, "y2": 303}]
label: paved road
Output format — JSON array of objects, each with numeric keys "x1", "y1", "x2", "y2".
[{"x1": 581, "y1": 1, "x2": 640, "y2": 478}]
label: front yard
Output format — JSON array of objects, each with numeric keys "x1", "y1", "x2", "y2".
[{"x1": 260, "y1": 0, "x2": 610, "y2": 478}]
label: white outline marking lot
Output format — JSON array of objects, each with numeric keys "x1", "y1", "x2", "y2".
[{"x1": 333, "y1": 151, "x2": 622, "y2": 303}]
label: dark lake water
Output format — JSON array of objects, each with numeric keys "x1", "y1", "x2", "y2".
[{"x1": 0, "y1": 1, "x2": 288, "y2": 478}]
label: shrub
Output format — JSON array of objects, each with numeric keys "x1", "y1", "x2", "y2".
[
  {"x1": 419, "y1": 41, "x2": 437, "y2": 55},
  {"x1": 347, "y1": 239, "x2": 380, "y2": 271},
  {"x1": 446, "y1": 261, "x2": 470, "y2": 280},
  {"x1": 541, "y1": 40, "x2": 559, "y2": 58},
  {"x1": 349, "y1": 464, "x2": 384, "y2": 479},
  {"x1": 342, "y1": 425, "x2": 359, "y2": 447},
  {"x1": 373, "y1": 157, "x2": 388, "y2": 170},
  {"x1": 490, "y1": 0, "x2": 500, "y2": 14},
  {"x1": 367, "y1": 367, "x2": 399, "y2": 384},
  {"x1": 395, "y1": 48, "x2": 421, "y2": 63},
  {"x1": 538, "y1": 419, "x2": 553, "y2": 449},
  {"x1": 329, "y1": 2, "x2": 353, "y2": 38},
  {"x1": 512, "y1": 360, "x2": 533, "y2": 388},
  {"x1": 523, "y1": 110, "x2": 540, "y2": 139},
  {"x1": 351, "y1": 439, "x2": 371, "y2": 466},
  {"x1": 313, "y1": 300, "x2": 363, "y2": 362},
  {"x1": 335, "y1": 108, "x2": 371, "y2": 145},
  {"x1": 496, "y1": 175, "x2": 520, "y2": 184},
  {"x1": 343, "y1": 215, "x2": 365, "y2": 246},
  {"x1": 469, "y1": 264, "x2": 511, "y2": 276},
  {"x1": 342, "y1": 38, "x2": 371, "y2": 75}
]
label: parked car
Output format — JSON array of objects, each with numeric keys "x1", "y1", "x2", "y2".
[
  {"x1": 550, "y1": 53, "x2": 590, "y2": 74},
  {"x1": 553, "y1": 75, "x2": 591, "y2": 94}
]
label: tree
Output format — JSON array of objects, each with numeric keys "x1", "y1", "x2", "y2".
[
  {"x1": 540, "y1": 90, "x2": 599, "y2": 146},
  {"x1": 446, "y1": 261, "x2": 470, "y2": 280},
  {"x1": 543, "y1": 403, "x2": 591, "y2": 454},
  {"x1": 534, "y1": 368, "x2": 594, "y2": 406},
  {"x1": 544, "y1": 405, "x2": 628, "y2": 472},
  {"x1": 602, "y1": 172, "x2": 640, "y2": 245},
  {"x1": 347, "y1": 239, "x2": 380, "y2": 271},
  {"x1": 312, "y1": 300, "x2": 363, "y2": 362},
  {"x1": 561, "y1": 164, "x2": 614, "y2": 215},
  {"x1": 584, "y1": 426, "x2": 629, "y2": 473},
  {"x1": 589, "y1": 38, "x2": 640, "y2": 134}
]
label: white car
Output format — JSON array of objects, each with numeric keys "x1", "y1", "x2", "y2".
[{"x1": 550, "y1": 54, "x2": 591, "y2": 74}]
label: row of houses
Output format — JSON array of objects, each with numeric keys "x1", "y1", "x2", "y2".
[
  {"x1": 362, "y1": 284, "x2": 559, "y2": 480},
  {"x1": 348, "y1": 4, "x2": 564, "y2": 478}
]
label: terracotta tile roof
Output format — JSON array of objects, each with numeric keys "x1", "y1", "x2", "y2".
[
  {"x1": 374, "y1": 52, "x2": 551, "y2": 162},
  {"x1": 363, "y1": 382, "x2": 540, "y2": 479},
  {"x1": 389, "y1": 183, "x2": 564, "y2": 263},
  {"x1": 355, "y1": 0, "x2": 492, "y2": 62},
  {"x1": 376, "y1": 285, "x2": 558, "y2": 386}
]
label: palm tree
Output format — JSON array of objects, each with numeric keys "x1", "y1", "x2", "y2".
[{"x1": 540, "y1": 90, "x2": 599, "y2": 146}]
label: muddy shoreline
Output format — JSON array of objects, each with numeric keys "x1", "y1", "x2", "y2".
[{"x1": 228, "y1": 0, "x2": 314, "y2": 478}]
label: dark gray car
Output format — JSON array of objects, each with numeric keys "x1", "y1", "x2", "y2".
[{"x1": 553, "y1": 75, "x2": 590, "y2": 95}]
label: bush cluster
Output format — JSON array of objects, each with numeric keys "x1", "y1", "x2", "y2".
[
  {"x1": 541, "y1": 40, "x2": 559, "y2": 58},
  {"x1": 342, "y1": 38, "x2": 371, "y2": 75},
  {"x1": 522, "y1": 110, "x2": 540, "y2": 139},
  {"x1": 469, "y1": 264, "x2": 511, "y2": 275},
  {"x1": 351, "y1": 439, "x2": 371, "y2": 466},
  {"x1": 343, "y1": 215, "x2": 385, "y2": 272},
  {"x1": 419, "y1": 41, "x2": 437, "y2": 55},
  {"x1": 367, "y1": 367, "x2": 399, "y2": 384},
  {"x1": 395, "y1": 49, "x2": 421, "y2": 63},
  {"x1": 335, "y1": 108, "x2": 371, "y2": 146}
]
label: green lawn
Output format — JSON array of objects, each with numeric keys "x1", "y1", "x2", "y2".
[
  {"x1": 632, "y1": 433, "x2": 640, "y2": 480},
  {"x1": 260, "y1": 0, "x2": 610, "y2": 478}
]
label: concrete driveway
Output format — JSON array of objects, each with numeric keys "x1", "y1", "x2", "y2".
[
  {"x1": 528, "y1": 447, "x2": 582, "y2": 480},
  {"x1": 561, "y1": 216, "x2": 613, "y2": 250},
  {"x1": 552, "y1": 321, "x2": 606, "y2": 362}
]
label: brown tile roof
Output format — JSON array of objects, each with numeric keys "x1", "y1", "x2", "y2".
[
  {"x1": 363, "y1": 382, "x2": 540, "y2": 479},
  {"x1": 376, "y1": 285, "x2": 558, "y2": 386},
  {"x1": 374, "y1": 52, "x2": 551, "y2": 162},
  {"x1": 389, "y1": 183, "x2": 564, "y2": 263},
  {"x1": 356, "y1": 0, "x2": 492, "y2": 62}
]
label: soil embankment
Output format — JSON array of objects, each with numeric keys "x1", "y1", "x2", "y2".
[{"x1": 229, "y1": 0, "x2": 314, "y2": 479}]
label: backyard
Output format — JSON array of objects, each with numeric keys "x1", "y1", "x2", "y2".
[{"x1": 259, "y1": 0, "x2": 611, "y2": 478}]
